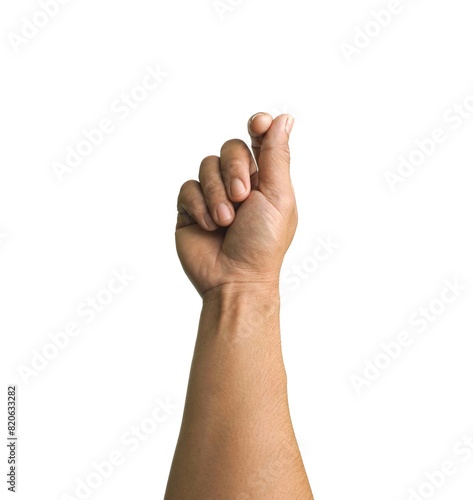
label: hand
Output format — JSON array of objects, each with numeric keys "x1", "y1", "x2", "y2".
[{"x1": 175, "y1": 113, "x2": 297, "y2": 297}]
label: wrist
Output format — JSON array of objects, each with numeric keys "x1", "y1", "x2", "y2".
[
  {"x1": 201, "y1": 283, "x2": 281, "y2": 345},
  {"x1": 202, "y1": 281, "x2": 280, "y2": 305}
]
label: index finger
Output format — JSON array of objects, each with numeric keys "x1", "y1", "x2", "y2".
[{"x1": 247, "y1": 112, "x2": 273, "y2": 165}]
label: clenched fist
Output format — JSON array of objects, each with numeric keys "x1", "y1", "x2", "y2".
[{"x1": 175, "y1": 113, "x2": 297, "y2": 297}]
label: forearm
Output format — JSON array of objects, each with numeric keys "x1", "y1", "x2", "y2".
[{"x1": 165, "y1": 284, "x2": 313, "y2": 499}]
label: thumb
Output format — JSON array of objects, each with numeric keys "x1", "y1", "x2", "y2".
[{"x1": 255, "y1": 114, "x2": 294, "y2": 200}]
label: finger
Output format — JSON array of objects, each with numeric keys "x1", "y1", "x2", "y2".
[
  {"x1": 199, "y1": 156, "x2": 235, "y2": 226},
  {"x1": 247, "y1": 112, "x2": 273, "y2": 165},
  {"x1": 176, "y1": 180, "x2": 218, "y2": 231},
  {"x1": 219, "y1": 139, "x2": 257, "y2": 202},
  {"x1": 255, "y1": 113, "x2": 295, "y2": 200}
]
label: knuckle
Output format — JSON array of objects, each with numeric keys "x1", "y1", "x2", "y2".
[
  {"x1": 199, "y1": 155, "x2": 219, "y2": 173},
  {"x1": 187, "y1": 192, "x2": 202, "y2": 210},
  {"x1": 180, "y1": 179, "x2": 195, "y2": 193},
  {"x1": 178, "y1": 180, "x2": 202, "y2": 211},
  {"x1": 221, "y1": 138, "x2": 246, "y2": 153},
  {"x1": 204, "y1": 180, "x2": 223, "y2": 200},
  {"x1": 223, "y1": 159, "x2": 247, "y2": 178},
  {"x1": 178, "y1": 180, "x2": 196, "y2": 202}
]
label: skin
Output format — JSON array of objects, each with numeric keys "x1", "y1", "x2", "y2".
[{"x1": 165, "y1": 113, "x2": 313, "y2": 499}]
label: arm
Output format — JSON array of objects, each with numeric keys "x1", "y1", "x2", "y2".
[{"x1": 165, "y1": 113, "x2": 313, "y2": 499}]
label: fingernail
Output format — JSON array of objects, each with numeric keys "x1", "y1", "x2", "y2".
[
  {"x1": 231, "y1": 178, "x2": 246, "y2": 197},
  {"x1": 251, "y1": 112, "x2": 266, "y2": 122},
  {"x1": 217, "y1": 203, "x2": 232, "y2": 222},
  {"x1": 286, "y1": 115, "x2": 294, "y2": 134},
  {"x1": 204, "y1": 213, "x2": 216, "y2": 229}
]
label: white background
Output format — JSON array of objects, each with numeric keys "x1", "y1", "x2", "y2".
[{"x1": 1, "y1": 0, "x2": 473, "y2": 499}]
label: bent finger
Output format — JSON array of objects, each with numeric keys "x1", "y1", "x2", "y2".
[{"x1": 176, "y1": 180, "x2": 218, "y2": 231}]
